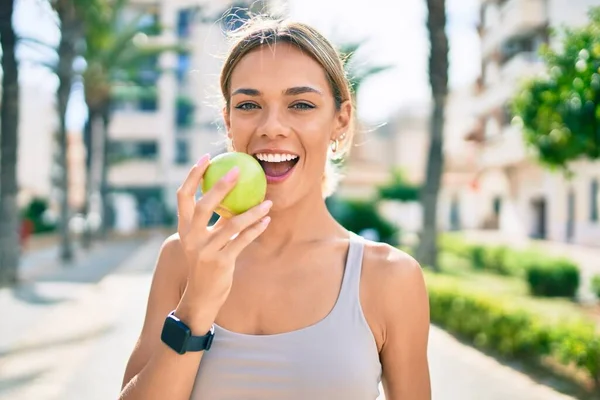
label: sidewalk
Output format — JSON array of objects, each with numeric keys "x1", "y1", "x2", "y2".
[
  {"x1": 0, "y1": 230, "x2": 584, "y2": 400},
  {"x1": 461, "y1": 230, "x2": 600, "y2": 303},
  {"x1": 0, "y1": 233, "x2": 154, "y2": 363}
]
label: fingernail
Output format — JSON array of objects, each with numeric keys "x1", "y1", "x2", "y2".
[
  {"x1": 196, "y1": 154, "x2": 210, "y2": 166},
  {"x1": 261, "y1": 216, "x2": 271, "y2": 225},
  {"x1": 224, "y1": 167, "x2": 239, "y2": 182},
  {"x1": 260, "y1": 200, "x2": 273, "y2": 211}
]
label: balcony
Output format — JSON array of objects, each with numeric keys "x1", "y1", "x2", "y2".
[
  {"x1": 109, "y1": 111, "x2": 164, "y2": 140},
  {"x1": 499, "y1": 0, "x2": 547, "y2": 41},
  {"x1": 481, "y1": 0, "x2": 547, "y2": 57},
  {"x1": 108, "y1": 160, "x2": 162, "y2": 188},
  {"x1": 480, "y1": 125, "x2": 528, "y2": 169},
  {"x1": 500, "y1": 51, "x2": 545, "y2": 81}
]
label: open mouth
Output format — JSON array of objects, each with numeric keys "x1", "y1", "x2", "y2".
[{"x1": 254, "y1": 152, "x2": 300, "y2": 183}]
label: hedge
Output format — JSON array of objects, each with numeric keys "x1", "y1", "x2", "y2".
[
  {"x1": 439, "y1": 234, "x2": 581, "y2": 298},
  {"x1": 427, "y1": 277, "x2": 600, "y2": 389}
]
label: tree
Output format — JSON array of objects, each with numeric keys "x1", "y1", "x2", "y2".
[
  {"x1": 50, "y1": 0, "x2": 86, "y2": 262},
  {"x1": 81, "y1": 0, "x2": 181, "y2": 240},
  {"x1": 512, "y1": 6, "x2": 600, "y2": 173},
  {"x1": 0, "y1": 0, "x2": 20, "y2": 286},
  {"x1": 416, "y1": 0, "x2": 449, "y2": 270},
  {"x1": 336, "y1": 42, "x2": 393, "y2": 163},
  {"x1": 338, "y1": 41, "x2": 393, "y2": 98}
]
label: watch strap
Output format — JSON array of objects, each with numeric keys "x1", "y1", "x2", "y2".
[{"x1": 187, "y1": 323, "x2": 215, "y2": 351}]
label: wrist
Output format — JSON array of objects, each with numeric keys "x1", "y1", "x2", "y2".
[{"x1": 174, "y1": 295, "x2": 220, "y2": 334}]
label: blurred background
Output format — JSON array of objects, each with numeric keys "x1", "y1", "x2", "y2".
[{"x1": 1, "y1": 0, "x2": 600, "y2": 398}]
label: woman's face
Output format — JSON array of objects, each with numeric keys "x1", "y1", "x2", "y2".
[{"x1": 224, "y1": 42, "x2": 351, "y2": 209}]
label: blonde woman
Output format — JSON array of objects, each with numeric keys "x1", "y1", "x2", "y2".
[{"x1": 119, "y1": 16, "x2": 430, "y2": 400}]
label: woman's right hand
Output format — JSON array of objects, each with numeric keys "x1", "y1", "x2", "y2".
[{"x1": 174, "y1": 154, "x2": 272, "y2": 330}]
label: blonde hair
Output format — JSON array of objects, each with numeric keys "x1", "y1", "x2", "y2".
[{"x1": 219, "y1": 16, "x2": 356, "y2": 198}]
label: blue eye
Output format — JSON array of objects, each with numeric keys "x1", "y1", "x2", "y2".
[
  {"x1": 235, "y1": 102, "x2": 259, "y2": 110},
  {"x1": 291, "y1": 102, "x2": 314, "y2": 110}
]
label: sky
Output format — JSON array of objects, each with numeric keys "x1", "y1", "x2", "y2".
[
  {"x1": 11, "y1": 0, "x2": 481, "y2": 129},
  {"x1": 286, "y1": 0, "x2": 482, "y2": 123}
]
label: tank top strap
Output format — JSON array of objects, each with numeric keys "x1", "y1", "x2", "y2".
[{"x1": 335, "y1": 232, "x2": 365, "y2": 309}]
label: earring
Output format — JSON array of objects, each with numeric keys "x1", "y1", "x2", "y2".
[{"x1": 330, "y1": 139, "x2": 339, "y2": 153}]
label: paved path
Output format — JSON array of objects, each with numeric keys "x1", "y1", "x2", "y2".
[{"x1": 0, "y1": 233, "x2": 583, "y2": 400}]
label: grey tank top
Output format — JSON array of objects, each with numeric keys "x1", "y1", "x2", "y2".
[{"x1": 190, "y1": 233, "x2": 382, "y2": 399}]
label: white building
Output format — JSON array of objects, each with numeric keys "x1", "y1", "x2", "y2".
[
  {"x1": 108, "y1": 0, "x2": 275, "y2": 227},
  {"x1": 464, "y1": 0, "x2": 600, "y2": 245}
]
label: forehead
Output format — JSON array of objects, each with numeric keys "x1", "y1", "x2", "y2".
[{"x1": 229, "y1": 41, "x2": 332, "y2": 95}]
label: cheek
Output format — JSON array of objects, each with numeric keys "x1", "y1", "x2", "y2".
[
  {"x1": 291, "y1": 116, "x2": 332, "y2": 150},
  {"x1": 229, "y1": 115, "x2": 255, "y2": 149}
]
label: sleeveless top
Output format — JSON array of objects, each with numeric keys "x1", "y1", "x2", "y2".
[{"x1": 190, "y1": 233, "x2": 383, "y2": 399}]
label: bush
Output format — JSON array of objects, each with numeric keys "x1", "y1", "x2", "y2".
[
  {"x1": 326, "y1": 197, "x2": 397, "y2": 244},
  {"x1": 20, "y1": 197, "x2": 56, "y2": 234},
  {"x1": 438, "y1": 234, "x2": 581, "y2": 296},
  {"x1": 524, "y1": 257, "x2": 580, "y2": 298},
  {"x1": 592, "y1": 275, "x2": 600, "y2": 299},
  {"x1": 426, "y1": 277, "x2": 600, "y2": 389}
]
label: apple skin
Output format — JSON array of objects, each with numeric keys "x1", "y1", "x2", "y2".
[{"x1": 201, "y1": 152, "x2": 267, "y2": 218}]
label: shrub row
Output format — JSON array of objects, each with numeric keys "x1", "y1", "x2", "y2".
[
  {"x1": 427, "y1": 277, "x2": 600, "y2": 389},
  {"x1": 439, "y1": 235, "x2": 580, "y2": 298}
]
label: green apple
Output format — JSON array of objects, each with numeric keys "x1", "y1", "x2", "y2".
[{"x1": 201, "y1": 151, "x2": 267, "y2": 218}]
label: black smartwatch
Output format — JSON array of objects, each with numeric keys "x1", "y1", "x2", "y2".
[{"x1": 160, "y1": 310, "x2": 215, "y2": 354}]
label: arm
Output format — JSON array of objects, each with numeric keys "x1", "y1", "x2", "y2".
[
  {"x1": 119, "y1": 235, "x2": 218, "y2": 400},
  {"x1": 379, "y1": 253, "x2": 431, "y2": 400},
  {"x1": 119, "y1": 156, "x2": 272, "y2": 400}
]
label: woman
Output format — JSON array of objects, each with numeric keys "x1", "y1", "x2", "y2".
[{"x1": 119, "y1": 16, "x2": 430, "y2": 400}]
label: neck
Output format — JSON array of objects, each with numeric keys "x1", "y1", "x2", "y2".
[{"x1": 252, "y1": 188, "x2": 346, "y2": 252}]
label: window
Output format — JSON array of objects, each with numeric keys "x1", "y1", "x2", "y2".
[
  {"x1": 493, "y1": 196, "x2": 502, "y2": 217},
  {"x1": 175, "y1": 138, "x2": 190, "y2": 165},
  {"x1": 176, "y1": 52, "x2": 191, "y2": 84},
  {"x1": 591, "y1": 179, "x2": 599, "y2": 222},
  {"x1": 109, "y1": 140, "x2": 158, "y2": 161},
  {"x1": 177, "y1": 9, "x2": 194, "y2": 38}
]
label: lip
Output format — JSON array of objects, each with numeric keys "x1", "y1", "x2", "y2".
[{"x1": 250, "y1": 149, "x2": 300, "y2": 185}]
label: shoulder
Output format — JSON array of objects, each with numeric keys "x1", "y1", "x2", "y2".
[
  {"x1": 361, "y1": 240, "x2": 426, "y2": 294},
  {"x1": 360, "y1": 240, "x2": 429, "y2": 345}
]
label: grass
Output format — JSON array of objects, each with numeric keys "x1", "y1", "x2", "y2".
[{"x1": 430, "y1": 252, "x2": 598, "y2": 328}]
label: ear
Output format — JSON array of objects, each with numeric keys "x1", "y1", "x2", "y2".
[
  {"x1": 223, "y1": 106, "x2": 232, "y2": 139},
  {"x1": 331, "y1": 100, "x2": 352, "y2": 141}
]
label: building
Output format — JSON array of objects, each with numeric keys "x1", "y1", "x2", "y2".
[
  {"x1": 107, "y1": 0, "x2": 274, "y2": 227},
  {"x1": 3, "y1": 80, "x2": 85, "y2": 212},
  {"x1": 465, "y1": 0, "x2": 600, "y2": 245}
]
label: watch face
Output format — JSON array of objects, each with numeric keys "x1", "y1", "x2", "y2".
[{"x1": 161, "y1": 316, "x2": 191, "y2": 354}]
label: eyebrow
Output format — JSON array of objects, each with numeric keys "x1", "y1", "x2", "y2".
[{"x1": 231, "y1": 86, "x2": 323, "y2": 97}]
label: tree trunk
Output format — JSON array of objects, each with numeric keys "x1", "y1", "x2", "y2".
[
  {"x1": 416, "y1": 0, "x2": 449, "y2": 271},
  {"x1": 0, "y1": 0, "x2": 20, "y2": 286},
  {"x1": 55, "y1": 1, "x2": 83, "y2": 262},
  {"x1": 99, "y1": 105, "x2": 112, "y2": 238},
  {"x1": 80, "y1": 109, "x2": 95, "y2": 249}
]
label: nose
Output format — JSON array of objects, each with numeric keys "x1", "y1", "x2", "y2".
[{"x1": 259, "y1": 105, "x2": 290, "y2": 140}]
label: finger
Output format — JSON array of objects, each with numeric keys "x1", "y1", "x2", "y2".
[
  {"x1": 207, "y1": 200, "x2": 273, "y2": 250},
  {"x1": 191, "y1": 166, "x2": 240, "y2": 228},
  {"x1": 177, "y1": 154, "x2": 210, "y2": 235},
  {"x1": 223, "y1": 216, "x2": 271, "y2": 257}
]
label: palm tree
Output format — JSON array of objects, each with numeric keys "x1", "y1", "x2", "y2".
[
  {"x1": 337, "y1": 41, "x2": 393, "y2": 163},
  {"x1": 416, "y1": 0, "x2": 449, "y2": 270},
  {"x1": 81, "y1": 0, "x2": 180, "y2": 240},
  {"x1": 338, "y1": 41, "x2": 392, "y2": 98},
  {"x1": 50, "y1": 0, "x2": 86, "y2": 262},
  {"x1": 0, "y1": 0, "x2": 20, "y2": 286}
]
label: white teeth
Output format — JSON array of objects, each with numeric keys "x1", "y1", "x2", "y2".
[{"x1": 255, "y1": 153, "x2": 299, "y2": 163}]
